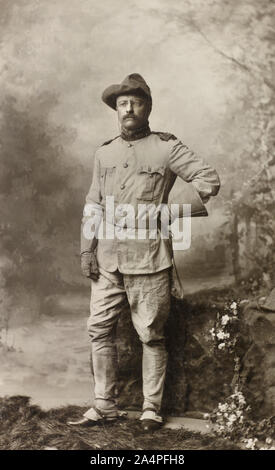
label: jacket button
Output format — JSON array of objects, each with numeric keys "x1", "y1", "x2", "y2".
[
  {"x1": 149, "y1": 174, "x2": 153, "y2": 178},
  {"x1": 123, "y1": 163, "x2": 128, "y2": 168},
  {"x1": 120, "y1": 184, "x2": 125, "y2": 190},
  {"x1": 127, "y1": 143, "x2": 132, "y2": 148}
]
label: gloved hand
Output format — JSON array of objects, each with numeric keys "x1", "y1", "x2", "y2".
[{"x1": 81, "y1": 251, "x2": 99, "y2": 280}]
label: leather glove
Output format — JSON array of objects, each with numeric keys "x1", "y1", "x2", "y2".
[{"x1": 81, "y1": 251, "x2": 99, "y2": 280}]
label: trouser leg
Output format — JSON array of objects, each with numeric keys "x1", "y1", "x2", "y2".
[
  {"x1": 124, "y1": 268, "x2": 171, "y2": 414},
  {"x1": 87, "y1": 267, "x2": 127, "y2": 414}
]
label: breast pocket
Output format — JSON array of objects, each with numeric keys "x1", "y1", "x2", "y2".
[
  {"x1": 136, "y1": 165, "x2": 165, "y2": 201},
  {"x1": 100, "y1": 166, "x2": 116, "y2": 197}
]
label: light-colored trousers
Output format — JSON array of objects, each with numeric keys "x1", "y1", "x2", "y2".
[{"x1": 87, "y1": 266, "x2": 171, "y2": 415}]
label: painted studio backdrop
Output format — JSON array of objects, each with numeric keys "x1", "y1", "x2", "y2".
[{"x1": 0, "y1": 0, "x2": 274, "y2": 409}]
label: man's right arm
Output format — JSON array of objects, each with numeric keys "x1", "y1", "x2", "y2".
[{"x1": 80, "y1": 152, "x2": 103, "y2": 279}]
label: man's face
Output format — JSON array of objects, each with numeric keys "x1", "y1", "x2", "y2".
[{"x1": 116, "y1": 94, "x2": 151, "y2": 130}]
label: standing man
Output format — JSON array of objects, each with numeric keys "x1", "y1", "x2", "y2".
[{"x1": 69, "y1": 73, "x2": 220, "y2": 431}]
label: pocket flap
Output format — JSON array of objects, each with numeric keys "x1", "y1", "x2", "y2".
[{"x1": 138, "y1": 165, "x2": 165, "y2": 176}]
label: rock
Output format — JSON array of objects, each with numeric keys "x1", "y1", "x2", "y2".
[
  {"x1": 116, "y1": 309, "x2": 143, "y2": 410},
  {"x1": 240, "y1": 301, "x2": 275, "y2": 419},
  {"x1": 162, "y1": 298, "x2": 235, "y2": 414}
]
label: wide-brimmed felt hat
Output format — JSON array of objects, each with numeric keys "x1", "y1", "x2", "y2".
[{"x1": 102, "y1": 73, "x2": 152, "y2": 110}]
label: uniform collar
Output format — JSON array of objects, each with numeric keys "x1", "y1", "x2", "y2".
[{"x1": 120, "y1": 123, "x2": 151, "y2": 141}]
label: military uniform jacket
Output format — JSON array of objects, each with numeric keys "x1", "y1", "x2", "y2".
[{"x1": 81, "y1": 132, "x2": 220, "y2": 274}]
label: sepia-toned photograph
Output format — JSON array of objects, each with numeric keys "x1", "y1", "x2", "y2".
[{"x1": 0, "y1": 0, "x2": 274, "y2": 454}]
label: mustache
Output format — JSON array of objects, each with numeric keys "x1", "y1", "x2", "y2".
[{"x1": 123, "y1": 114, "x2": 137, "y2": 120}]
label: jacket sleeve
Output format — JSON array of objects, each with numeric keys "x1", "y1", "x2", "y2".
[
  {"x1": 80, "y1": 152, "x2": 104, "y2": 254},
  {"x1": 168, "y1": 139, "x2": 221, "y2": 204}
]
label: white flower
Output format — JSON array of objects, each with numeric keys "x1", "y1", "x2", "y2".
[
  {"x1": 237, "y1": 394, "x2": 246, "y2": 405},
  {"x1": 228, "y1": 413, "x2": 237, "y2": 423},
  {"x1": 245, "y1": 438, "x2": 258, "y2": 450},
  {"x1": 217, "y1": 330, "x2": 226, "y2": 340},
  {"x1": 230, "y1": 301, "x2": 238, "y2": 315},
  {"x1": 218, "y1": 403, "x2": 228, "y2": 412},
  {"x1": 218, "y1": 342, "x2": 226, "y2": 350},
  {"x1": 265, "y1": 437, "x2": 272, "y2": 445},
  {"x1": 203, "y1": 413, "x2": 210, "y2": 420},
  {"x1": 216, "y1": 330, "x2": 230, "y2": 340},
  {"x1": 209, "y1": 328, "x2": 215, "y2": 338},
  {"x1": 221, "y1": 314, "x2": 230, "y2": 325}
]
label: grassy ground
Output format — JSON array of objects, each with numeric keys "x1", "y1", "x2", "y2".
[{"x1": 0, "y1": 396, "x2": 241, "y2": 450}]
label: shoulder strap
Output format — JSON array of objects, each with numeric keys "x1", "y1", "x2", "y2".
[
  {"x1": 100, "y1": 135, "x2": 120, "y2": 147},
  {"x1": 152, "y1": 131, "x2": 177, "y2": 142}
]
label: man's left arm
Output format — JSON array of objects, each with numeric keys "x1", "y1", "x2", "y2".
[{"x1": 168, "y1": 138, "x2": 221, "y2": 204}]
